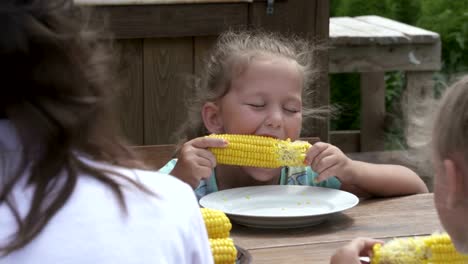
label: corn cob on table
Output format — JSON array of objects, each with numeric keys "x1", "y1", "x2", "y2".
[
  {"x1": 371, "y1": 233, "x2": 468, "y2": 264},
  {"x1": 201, "y1": 208, "x2": 238, "y2": 264},
  {"x1": 207, "y1": 134, "x2": 312, "y2": 168}
]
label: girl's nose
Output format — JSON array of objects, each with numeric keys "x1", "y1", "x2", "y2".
[{"x1": 264, "y1": 108, "x2": 283, "y2": 128}]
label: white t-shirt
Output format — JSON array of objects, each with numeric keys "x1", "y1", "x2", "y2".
[{"x1": 0, "y1": 120, "x2": 213, "y2": 264}]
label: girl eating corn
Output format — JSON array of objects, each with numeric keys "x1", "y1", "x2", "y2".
[
  {"x1": 160, "y1": 30, "x2": 428, "y2": 200},
  {"x1": 330, "y1": 76, "x2": 468, "y2": 263}
]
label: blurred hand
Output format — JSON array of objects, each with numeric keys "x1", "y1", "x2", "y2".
[
  {"x1": 170, "y1": 136, "x2": 227, "y2": 188},
  {"x1": 304, "y1": 142, "x2": 352, "y2": 183},
  {"x1": 330, "y1": 237, "x2": 383, "y2": 264}
]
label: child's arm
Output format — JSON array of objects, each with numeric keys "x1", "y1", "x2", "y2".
[
  {"x1": 169, "y1": 137, "x2": 227, "y2": 189},
  {"x1": 330, "y1": 237, "x2": 383, "y2": 264},
  {"x1": 339, "y1": 161, "x2": 428, "y2": 197},
  {"x1": 306, "y1": 142, "x2": 428, "y2": 197}
]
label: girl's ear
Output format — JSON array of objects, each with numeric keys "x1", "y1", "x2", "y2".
[
  {"x1": 202, "y1": 102, "x2": 223, "y2": 134},
  {"x1": 443, "y1": 158, "x2": 466, "y2": 209}
]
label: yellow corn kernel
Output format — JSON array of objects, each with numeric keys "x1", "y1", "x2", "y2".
[
  {"x1": 209, "y1": 238, "x2": 237, "y2": 264},
  {"x1": 371, "y1": 233, "x2": 468, "y2": 264},
  {"x1": 200, "y1": 208, "x2": 232, "y2": 239},
  {"x1": 200, "y1": 208, "x2": 237, "y2": 264},
  {"x1": 207, "y1": 134, "x2": 311, "y2": 168}
]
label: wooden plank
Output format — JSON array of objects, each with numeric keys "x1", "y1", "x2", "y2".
[
  {"x1": 248, "y1": 241, "x2": 360, "y2": 264},
  {"x1": 93, "y1": 4, "x2": 248, "y2": 39},
  {"x1": 330, "y1": 130, "x2": 360, "y2": 153},
  {"x1": 329, "y1": 21, "x2": 373, "y2": 46},
  {"x1": 194, "y1": 36, "x2": 217, "y2": 76},
  {"x1": 329, "y1": 41, "x2": 441, "y2": 73},
  {"x1": 330, "y1": 17, "x2": 409, "y2": 45},
  {"x1": 250, "y1": 0, "x2": 330, "y2": 142},
  {"x1": 231, "y1": 194, "x2": 441, "y2": 250},
  {"x1": 143, "y1": 37, "x2": 193, "y2": 145},
  {"x1": 360, "y1": 72, "x2": 385, "y2": 151},
  {"x1": 115, "y1": 39, "x2": 144, "y2": 145},
  {"x1": 77, "y1": 0, "x2": 253, "y2": 5},
  {"x1": 355, "y1": 16, "x2": 439, "y2": 44}
]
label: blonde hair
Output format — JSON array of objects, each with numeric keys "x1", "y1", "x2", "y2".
[
  {"x1": 176, "y1": 30, "x2": 327, "y2": 142},
  {"x1": 433, "y1": 76, "x2": 468, "y2": 164}
]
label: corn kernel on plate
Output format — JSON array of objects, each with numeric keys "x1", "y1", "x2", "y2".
[{"x1": 199, "y1": 185, "x2": 358, "y2": 229}]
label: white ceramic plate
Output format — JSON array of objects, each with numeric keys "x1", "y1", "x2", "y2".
[{"x1": 199, "y1": 185, "x2": 359, "y2": 228}]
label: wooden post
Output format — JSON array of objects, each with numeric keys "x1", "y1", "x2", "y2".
[
  {"x1": 360, "y1": 72, "x2": 386, "y2": 151},
  {"x1": 404, "y1": 71, "x2": 435, "y2": 149}
]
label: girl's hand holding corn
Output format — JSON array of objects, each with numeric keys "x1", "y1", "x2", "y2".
[
  {"x1": 330, "y1": 237, "x2": 383, "y2": 264},
  {"x1": 305, "y1": 142, "x2": 353, "y2": 184},
  {"x1": 171, "y1": 137, "x2": 227, "y2": 188}
]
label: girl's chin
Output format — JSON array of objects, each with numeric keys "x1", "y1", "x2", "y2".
[{"x1": 241, "y1": 167, "x2": 280, "y2": 183}]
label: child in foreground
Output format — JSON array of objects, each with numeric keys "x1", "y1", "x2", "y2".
[
  {"x1": 160, "y1": 30, "x2": 428, "y2": 199},
  {"x1": 330, "y1": 76, "x2": 468, "y2": 263},
  {"x1": 0, "y1": 1, "x2": 212, "y2": 263}
]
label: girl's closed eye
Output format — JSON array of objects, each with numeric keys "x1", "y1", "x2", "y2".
[
  {"x1": 245, "y1": 102, "x2": 265, "y2": 108},
  {"x1": 284, "y1": 107, "x2": 300, "y2": 113}
]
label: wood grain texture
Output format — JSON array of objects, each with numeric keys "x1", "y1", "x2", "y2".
[
  {"x1": 329, "y1": 42, "x2": 441, "y2": 73},
  {"x1": 360, "y1": 72, "x2": 385, "y2": 151},
  {"x1": 330, "y1": 130, "x2": 360, "y2": 153},
  {"x1": 194, "y1": 36, "x2": 217, "y2": 76},
  {"x1": 143, "y1": 37, "x2": 193, "y2": 144},
  {"x1": 115, "y1": 39, "x2": 144, "y2": 145},
  {"x1": 330, "y1": 17, "x2": 408, "y2": 45},
  {"x1": 93, "y1": 3, "x2": 248, "y2": 39},
  {"x1": 77, "y1": 0, "x2": 253, "y2": 5},
  {"x1": 354, "y1": 16, "x2": 439, "y2": 44},
  {"x1": 231, "y1": 194, "x2": 441, "y2": 254}
]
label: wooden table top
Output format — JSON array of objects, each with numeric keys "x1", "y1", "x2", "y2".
[{"x1": 231, "y1": 193, "x2": 442, "y2": 263}]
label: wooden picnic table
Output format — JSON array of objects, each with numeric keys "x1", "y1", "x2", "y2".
[{"x1": 231, "y1": 193, "x2": 442, "y2": 263}]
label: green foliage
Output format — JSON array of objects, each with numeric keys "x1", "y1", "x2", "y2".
[
  {"x1": 417, "y1": 0, "x2": 468, "y2": 75},
  {"x1": 331, "y1": 0, "x2": 421, "y2": 24},
  {"x1": 330, "y1": 74, "x2": 360, "y2": 131},
  {"x1": 330, "y1": 0, "x2": 468, "y2": 150}
]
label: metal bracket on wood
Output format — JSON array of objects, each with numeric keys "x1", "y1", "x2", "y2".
[{"x1": 266, "y1": 0, "x2": 274, "y2": 15}]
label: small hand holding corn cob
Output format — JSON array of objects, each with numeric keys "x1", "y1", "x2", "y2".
[
  {"x1": 371, "y1": 233, "x2": 468, "y2": 264},
  {"x1": 200, "y1": 208, "x2": 237, "y2": 264},
  {"x1": 207, "y1": 134, "x2": 312, "y2": 168}
]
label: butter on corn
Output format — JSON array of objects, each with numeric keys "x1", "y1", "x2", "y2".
[
  {"x1": 207, "y1": 134, "x2": 311, "y2": 168},
  {"x1": 201, "y1": 208, "x2": 237, "y2": 264},
  {"x1": 371, "y1": 233, "x2": 468, "y2": 264}
]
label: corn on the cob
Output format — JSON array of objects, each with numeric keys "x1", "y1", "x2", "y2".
[
  {"x1": 209, "y1": 238, "x2": 237, "y2": 264},
  {"x1": 207, "y1": 134, "x2": 311, "y2": 168},
  {"x1": 371, "y1": 233, "x2": 468, "y2": 264},
  {"x1": 200, "y1": 207, "x2": 232, "y2": 239},
  {"x1": 200, "y1": 208, "x2": 237, "y2": 264}
]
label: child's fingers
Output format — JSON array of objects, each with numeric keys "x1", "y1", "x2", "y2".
[
  {"x1": 315, "y1": 163, "x2": 337, "y2": 182},
  {"x1": 304, "y1": 142, "x2": 328, "y2": 165},
  {"x1": 315, "y1": 155, "x2": 338, "y2": 174},
  {"x1": 348, "y1": 237, "x2": 384, "y2": 257},
  {"x1": 310, "y1": 146, "x2": 335, "y2": 169},
  {"x1": 191, "y1": 136, "x2": 227, "y2": 149},
  {"x1": 195, "y1": 149, "x2": 218, "y2": 169}
]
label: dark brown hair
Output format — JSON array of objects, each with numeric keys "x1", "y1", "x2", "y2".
[{"x1": 0, "y1": 0, "x2": 150, "y2": 255}]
